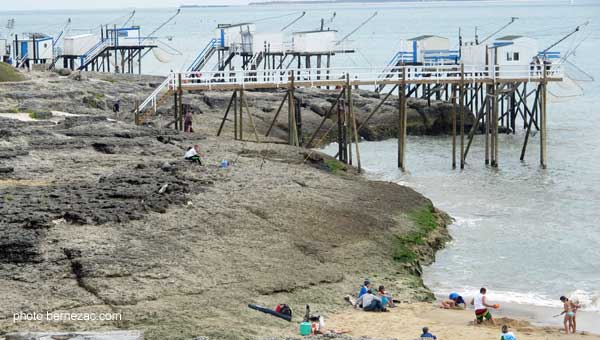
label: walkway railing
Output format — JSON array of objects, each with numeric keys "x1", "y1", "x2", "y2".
[{"x1": 174, "y1": 64, "x2": 562, "y2": 89}]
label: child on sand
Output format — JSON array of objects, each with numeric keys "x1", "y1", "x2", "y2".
[
  {"x1": 420, "y1": 326, "x2": 437, "y2": 340},
  {"x1": 470, "y1": 287, "x2": 499, "y2": 325},
  {"x1": 500, "y1": 325, "x2": 517, "y2": 340},
  {"x1": 440, "y1": 292, "x2": 466, "y2": 309}
]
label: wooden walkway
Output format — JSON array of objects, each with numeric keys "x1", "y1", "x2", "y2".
[{"x1": 136, "y1": 64, "x2": 562, "y2": 171}]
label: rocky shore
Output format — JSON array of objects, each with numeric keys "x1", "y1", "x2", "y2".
[{"x1": 0, "y1": 70, "x2": 452, "y2": 340}]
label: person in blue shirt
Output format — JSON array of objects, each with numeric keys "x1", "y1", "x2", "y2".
[
  {"x1": 440, "y1": 292, "x2": 466, "y2": 309},
  {"x1": 358, "y1": 280, "x2": 371, "y2": 299},
  {"x1": 500, "y1": 325, "x2": 517, "y2": 340},
  {"x1": 420, "y1": 326, "x2": 437, "y2": 339}
]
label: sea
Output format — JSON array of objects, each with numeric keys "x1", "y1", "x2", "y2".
[{"x1": 1, "y1": 0, "x2": 599, "y2": 333}]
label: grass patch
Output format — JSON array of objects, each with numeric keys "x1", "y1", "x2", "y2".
[
  {"x1": 28, "y1": 112, "x2": 39, "y2": 119},
  {"x1": 324, "y1": 158, "x2": 345, "y2": 173},
  {"x1": 0, "y1": 62, "x2": 25, "y2": 82},
  {"x1": 392, "y1": 205, "x2": 438, "y2": 263},
  {"x1": 7, "y1": 107, "x2": 20, "y2": 113}
]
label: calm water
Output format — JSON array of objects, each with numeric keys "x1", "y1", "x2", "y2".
[{"x1": 2, "y1": 0, "x2": 599, "y2": 330}]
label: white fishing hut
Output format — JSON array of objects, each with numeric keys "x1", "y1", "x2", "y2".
[
  {"x1": 394, "y1": 35, "x2": 458, "y2": 64},
  {"x1": 14, "y1": 34, "x2": 54, "y2": 63},
  {"x1": 63, "y1": 34, "x2": 99, "y2": 56},
  {"x1": 292, "y1": 30, "x2": 337, "y2": 53}
]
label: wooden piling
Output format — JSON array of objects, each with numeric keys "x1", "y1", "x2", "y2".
[
  {"x1": 347, "y1": 74, "x2": 362, "y2": 173},
  {"x1": 398, "y1": 65, "x2": 407, "y2": 171},
  {"x1": 217, "y1": 91, "x2": 237, "y2": 137},
  {"x1": 460, "y1": 64, "x2": 465, "y2": 169},
  {"x1": 451, "y1": 84, "x2": 457, "y2": 169},
  {"x1": 540, "y1": 70, "x2": 547, "y2": 168}
]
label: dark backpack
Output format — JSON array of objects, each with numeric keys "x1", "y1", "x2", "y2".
[{"x1": 276, "y1": 304, "x2": 292, "y2": 318}]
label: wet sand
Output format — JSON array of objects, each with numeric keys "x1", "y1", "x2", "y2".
[{"x1": 326, "y1": 302, "x2": 599, "y2": 340}]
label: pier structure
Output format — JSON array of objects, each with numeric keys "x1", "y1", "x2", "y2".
[
  {"x1": 187, "y1": 22, "x2": 355, "y2": 76},
  {"x1": 136, "y1": 63, "x2": 561, "y2": 170}
]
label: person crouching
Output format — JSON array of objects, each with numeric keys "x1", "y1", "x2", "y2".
[{"x1": 184, "y1": 145, "x2": 202, "y2": 165}]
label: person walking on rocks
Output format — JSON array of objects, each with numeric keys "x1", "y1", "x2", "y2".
[
  {"x1": 184, "y1": 109, "x2": 194, "y2": 133},
  {"x1": 113, "y1": 100, "x2": 120, "y2": 113}
]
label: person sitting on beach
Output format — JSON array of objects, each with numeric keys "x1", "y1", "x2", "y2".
[
  {"x1": 358, "y1": 280, "x2": 371, "y2": 299},
  {"x1": 377, "y1": 285, "x2": 395, "y2": 308},
  {"x1": 184, "y1": 145, "x2": 202, "y2": 165},
  {"x1": 559, "y1": 296, "x2": 579, "y2": 334},
  {"x1": 470, "y1": 287, "x2": 498, "y2": 325},
  {"x1": 440, "y1": 292, "x2": 466, "y2": 309},
  {"x1": 500, "y1": 325, "x2": 517, "y2": 340},
  {"x1": 354, "y1": 289, "x2": 384, "y2": 312},
  {"x1": 420, "y1": 326, "x2": 437, "y2": 340}
]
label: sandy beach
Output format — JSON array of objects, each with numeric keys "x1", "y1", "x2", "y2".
[{"x1": 325, "y1": 302, "x2": 599, "y2": 340}]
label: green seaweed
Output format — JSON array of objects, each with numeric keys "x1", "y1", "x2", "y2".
[
  {"x1": 392, "y1": 205, "x2": 438, "y2": 263},
  {"x1": 324, "y1": 158, "x2": 345, "y2": 174}
]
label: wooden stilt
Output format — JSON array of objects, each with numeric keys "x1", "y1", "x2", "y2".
[
  {"x1": 485, "y1": 84, "x2": 490, "y2": 165},
  {"x1": 398, "y1": 65, "x2": 407, "y2": 171},
  {"x1": 241, "y1": 89, "x2": 261, "y2": 143},
  {"x1": 520, "y1": 85, "x2": 540, "y2": 160},
  {"x1": 460, "y1": 64, "x2": 465, "y2": 169},
  {"x1": 217, "y1": 91, "x2": 237, "y2": 136},
  {"x1": 540, "y1": 71, "x2": 547, "y2": 168},
  {"x1": 305, "y1": 88, "x2": 345, "y2": 148},
  {"x1": 492, "y1": 81, "x2": 499, "y2": 168},
  {"x1": 346, "y1": 73, "x2": 357, "y2": 168},
  {"x1": 346, "y1": 76, "x2": 353, "y2": 166},
  {"x1": 265, "y1": 92, "x2": 289, "y2": 137},
  {"x1": 451, "y1": 84, "x2": 457, "y2": 169}
]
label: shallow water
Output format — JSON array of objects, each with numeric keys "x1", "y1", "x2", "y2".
[{"x1": 3, "y1": 0, "x2": 600, "y2": 331}]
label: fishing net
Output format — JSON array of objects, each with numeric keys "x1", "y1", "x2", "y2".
[
  {"x1": 547, "y1": 74, "x2": 585, "y2": 103},
  {"x1": 153, "y1": 47, "x2": 175, "y2": 63}
]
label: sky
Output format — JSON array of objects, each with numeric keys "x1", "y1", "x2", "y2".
[{"x1": 1, "y1": 0, "x2": 249, "y2": 11}]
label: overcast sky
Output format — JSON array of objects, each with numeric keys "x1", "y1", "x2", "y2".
[{"x1": 2, "y1": 0, "x2": 249, "y2": 11}]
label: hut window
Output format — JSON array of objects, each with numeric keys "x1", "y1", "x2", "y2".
[
  {"x1": 506, "y1": 52, "x2": 513, "y2": 61},
  {"x1": 513, "y1": 52, "x2": 519, "y2": 61}
]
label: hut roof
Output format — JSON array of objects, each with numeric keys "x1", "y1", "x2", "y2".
[
  {"x1": 410, "y1": 35, "x2": 446, "y2": 41},
  {"x1": 496, "y1": 35, "x2": 525, "y2": 41},
  {"x1": 218, "y1": 23, "x2": 254, "y2": 29},
  {"x1": 293, "y1": 29, "x2": 337, "y2": 34}
]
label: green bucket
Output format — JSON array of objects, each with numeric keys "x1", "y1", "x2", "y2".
[{"x1": 299, "y1": 322, "x2": 312, "y2": 336}]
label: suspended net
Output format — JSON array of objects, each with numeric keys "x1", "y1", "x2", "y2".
[
  {"x1": 153, "y1": 47, "x2": 176, "y2": 63},
  {"x1": 547, "y1": 75, "x2": 585, "y2": 103}
]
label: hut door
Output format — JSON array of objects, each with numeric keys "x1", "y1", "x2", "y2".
[{"x1": 21, "y1": 41, "x2": 28, "y2": 57}]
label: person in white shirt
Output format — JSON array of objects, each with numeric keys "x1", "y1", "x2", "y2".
[
  {"x1": 184, "y1": 145, "x2": 202, "y2": 165},
  {"x1": 470, "y1": 287, "x2": 498, "y2": 324},
  {"x1": 354, "y1": 289, "x2": 384, "y2": 312}
]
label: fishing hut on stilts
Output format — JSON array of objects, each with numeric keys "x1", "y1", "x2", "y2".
[{"x1": 51, "y1": 10, "x2": 180, "y2": 74}]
